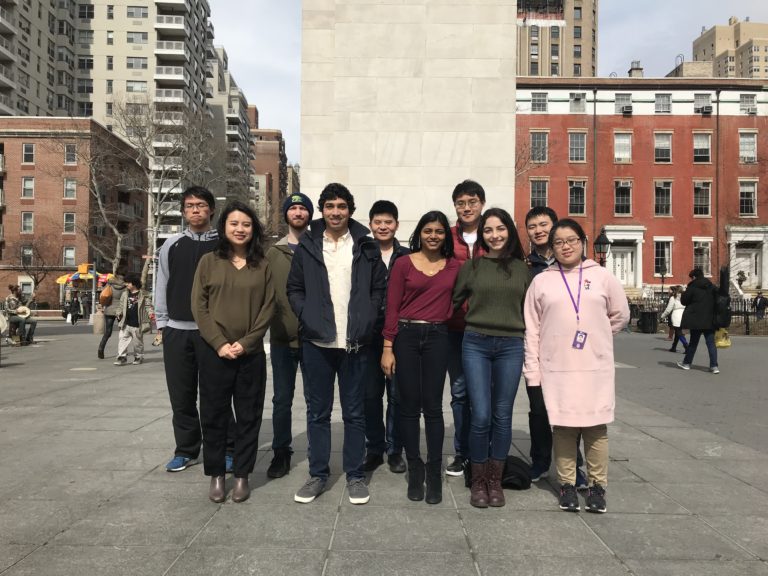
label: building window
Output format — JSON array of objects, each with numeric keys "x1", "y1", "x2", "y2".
[
  {"x1": 693, "y1": 181, "x2": 711, "y2": 216},
  {"x1": 693, "y1": 133, "x2": 711, "y2": 163},
  {"x1": 655, "y1": 93, "x2": 672, "y2": 113},
  {"x1": 569, "y1": 132, "x2": 586, "y2": 162},
  {"x1": 574, "y1": 26, "x2": 582, "y2": 39},
  {"x1": 126, "y1": 5, "x2": 148, "y2": 18},
  {"x1": 21, "y1": 212, "x2": 33, "y2": 233},
  {"x1": 78, "y1": 30, "x2": 94, "y2": 45},
  {"x1": 64, "y1": 213, "x2": 76, "y2": 234},
  {"x1": 107, "y1": 55, "x2": 113, "y2": 70},
  {"x1": 615, "y1": 93, "x2": 632, "y2": 114},
  {"x1": 21, "y1": 176, "x2": 34, "y2": 198},
  {"x1": 106, "y1": 79, "x2": 113, "y2": 94},
  {"x1": 550, "y1": 63, "x2": 559, "y2": 76},
  {"x1": 614, "y1": 133, "x2": 632, "y2": 163},
  {"x1": 693, "y1": 241, "x2": 711, "y2": 277},
  {"x1": 551, "y1": 26, "x2": 559, "y2": 39},
  {"x1": 739, "y1": 132, "x2": 757, "y2": 163},
  {"x1": 64, "y1": 143, "x2": 77, "y2": 164},
  {"x1": 574, "y1": 6, "x2": 582, "y2": 19},
  {"x1": 531, "y1": 92, "x2": 548, "y2": 112},
  {"x1": 530, "y1": 61, "x2": 539, "y2": 76},
  {"x1": 573, "y1": 63, "x2": 582, "y2": 76},
  {"x1": 63, "y1": 246, "x2": 76, "y2": 267},
  {"x1": 64, "y1": 178, "x2": 77, "y2": 198},
  {"x1": 107, "y1": 31, "x2": 114, "y2": 45},
  {"x1": 21, "y1": 245, "x2": 34, "y2": 267},
  {"x1": 126, "y1": 56, "x2": 148, "y2": 69},
  {"x1": 654, "y1": 181, "x2": 672, "y2": 216},
  {"x1": 126, "y1": 80, "x2": 147, "y2": 93},
  {"x1": 530, "y1": 25, "x2": 539, "y2": 40},
  {"x1": 694, "y1": 93, "x2": 711, "y2": 111},
  {"x1": 77, "y1": 102, "x2": 93, "y2": 116},
  {"x1": 574, "y1": 44, "x2": 582, "y2": 58},
  {"x1": 107, "y1": 4, "x2": 113, "y2": 19},
  {"x1": 654, "y1": 133, "x2": 672, "y2": 163},
  {"x1": 551, "y1": 44, "x2": 560, "y2": 59},
  {"x1": 739, "y1": 181, "x2": 758, "y2": 216},
  {"x1": 22, "y1": 143, "x2": 34, "y2": 163},
  {"x1": 106, "y1": 102, "x2": 113, "y2": 116},
  {"x1": 568, "y1": 180, "x2": 586, "y2": 215},
  {"x1": 77, "y1": 78, "x2": 93, "y2": 94},
  {"x1": 740, "y1": 93, "x2": 757, "y2": 113},
  {"x1": 530, "y1": 44, "x2": 539, "y2": 57},
  {"x1": 614, "y1": 181, "x2": 632, "y2": 215},
  {"x1": 78, "y1": 3, "x2": 94, "y2": 19},
  {"x1": 530, "y1": 131, "x2": 548, "y2": 162},
  {"x1": 654, "y1": 241, "x2": 672, "y2": 275},
  {"x1": 77, "y1": 56, "x2": 93, "y2": 69},
  {"x1": 126, "y1": 31, "x2": 148, "y2": 44},
  {"x1": 530, "y1": 180, "x2": 548, "y2": 207}
]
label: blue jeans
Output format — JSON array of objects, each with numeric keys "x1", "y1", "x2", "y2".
[
  {"x1": 463, "y1": 331, "x2": 524, "y2": 463},
  {"x1": 683, "y1": 329, "x2": 718, "y2": 368},
  {"x1": 448, "y1": 331, "x2": 470, "y2": 458},
  {"x1": 364, "y1": 336, "x2": 401, "y2": 456},
  {"x1": 302, "y1": 342, "x2": 368, "y2": 481},
  {"x1": 270, "y1": 344, "x2": 306, "y2": 453}
]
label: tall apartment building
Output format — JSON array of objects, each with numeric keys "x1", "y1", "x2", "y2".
[
  {"x1": 248, "y1": 105, "x2": 286, "y2": 236},
  {"x1": 692, "y1": 16, "x2": 768, "y2": 79},
  {"x1": 517, "y1": 0, "x2": 598, "y2": 77}
]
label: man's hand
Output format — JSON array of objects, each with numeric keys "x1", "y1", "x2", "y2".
[
  {"x1": 217, "y1": 343, "x2": 237, "y2": 360},
  {"x1": 230, "y1": 342, "x2": 245, "y2": 358}
]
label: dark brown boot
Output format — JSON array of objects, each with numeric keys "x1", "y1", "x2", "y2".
[
  {"x1": 469, "y1": 462, "x2": 489, "y2": 508},
  {"x1": 209, "y1": 475, "x2": 226, "y2": 503},
  {"x1": 487, "y1": 459, "x2": 506, "y2": 507},
  {"x1": 232, "y1": 477, "x2": 250, "y2": 503}
]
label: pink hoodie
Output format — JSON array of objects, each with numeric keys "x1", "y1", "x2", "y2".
[{"x1": 523, "y1": 259, "x2": 630, "y2": 427}]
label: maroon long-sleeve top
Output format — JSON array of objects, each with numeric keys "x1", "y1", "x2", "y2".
[{"x1": 383, "y1": 255, "x2": 461, "y2": 342}]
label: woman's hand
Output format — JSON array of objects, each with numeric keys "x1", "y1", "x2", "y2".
[
  {"x1": 381, "y1": 348, "x2": 396, "y2": 377},
  {"x1": 230, "y1": 341, "x2": 245, "y2": 358},
  {"x1": 217, "y1": 343, "x2": 236, "y2": 359}
]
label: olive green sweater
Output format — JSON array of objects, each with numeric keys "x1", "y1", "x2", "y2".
[
  {"x1": 191, "y1": 253, "x2": 275, "y2": 355},
  {"x1": 452, "y1": 256, "x2": 531, "y2": 338}
]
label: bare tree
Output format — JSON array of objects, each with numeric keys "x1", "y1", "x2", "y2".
[{"x1": 6, "y1": 233, "x2": 59, "y2": 289}]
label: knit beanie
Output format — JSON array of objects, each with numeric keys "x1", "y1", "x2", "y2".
[{"x1": 282, "y1": 192, "x2": 314, "y2": 223}]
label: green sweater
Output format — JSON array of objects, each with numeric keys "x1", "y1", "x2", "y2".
[
  {"x1": 191, "y1": 252, "x2": 275, "y2": 355},
  {"x1": 452, "y1": 256, "x2": 531, "y2": 338}
]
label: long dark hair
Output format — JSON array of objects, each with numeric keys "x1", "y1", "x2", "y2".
[
  {"x1": 409, "y1": 211, "x2": 454, "y2": 258},
  {"x1": 215, "y1": 200, "x2": 265, "y2": 266},
  {"x1": 477, "y1": 208, "x2": 525, "y2": 268}
]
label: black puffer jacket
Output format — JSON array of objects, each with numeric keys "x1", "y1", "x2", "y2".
[{"x1": 680, "y1": 277, "x2": 715, "y2": 330}]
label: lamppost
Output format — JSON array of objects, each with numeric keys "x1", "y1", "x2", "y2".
[
  {"x1": 593, "y1": 227, "x2": 611, "y2": 267},
  {"x1": 659, "y1": 257, "x2": 667, "y2": 297}
]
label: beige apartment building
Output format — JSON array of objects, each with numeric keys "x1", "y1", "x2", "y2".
[
  {"x1": 517, "y1": 0, "x2": 598, "y2": 77},
  {"x1": 692, "y1": 16, "x2": 768, "y2": 79}
]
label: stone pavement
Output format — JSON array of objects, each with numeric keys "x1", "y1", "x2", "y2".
[{"x1": 1, "y1": 325, "x2": 767, "y2": 575}]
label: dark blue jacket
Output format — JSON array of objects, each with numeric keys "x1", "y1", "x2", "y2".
[
  {"x1": 526, "y1": 249, "x2": 554, "y2": 277},
  {"x1": 287, "y1": 218, "x2": 387, "y2": 349}
]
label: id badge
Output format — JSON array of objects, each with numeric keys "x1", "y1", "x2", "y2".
[{"x1": 572, "y1": 330, "x2": 588, "y2": 350}]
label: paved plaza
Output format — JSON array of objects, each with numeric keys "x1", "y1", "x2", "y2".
[{"x1": 0, "y1": 324, "x2": 767, "y2": 576}]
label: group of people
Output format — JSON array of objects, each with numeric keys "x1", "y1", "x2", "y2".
[{"x1": 142, "y1": 181, "x2": 631, "y2": 515}]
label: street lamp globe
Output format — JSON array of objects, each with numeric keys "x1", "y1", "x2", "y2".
[{"x1": 593, "y1": 227, "x2": 611, "y2": 267}]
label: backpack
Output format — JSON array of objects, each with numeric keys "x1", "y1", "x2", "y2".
[{"x1": 713, "y1": 287, "x2": 731, "y2": 329}]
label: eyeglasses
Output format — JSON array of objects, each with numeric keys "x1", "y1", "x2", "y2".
[
  {"x1": 454, "y1": 199, "x2": 481, "y2": 209},
  {"x1": 552, "y1": 237, "x2": 582, "y2": 249},
  {"x1": 183, "y1": 202, "x2": 209, "y2": 211}
]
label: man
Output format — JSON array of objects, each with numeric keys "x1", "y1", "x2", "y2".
[
  {"x1": 264, "y1": 192, "x2": 313, "y2": 479},
  {"x1": 113, "y1": 274, "x2": 151, "y2": 366},
  {"x1": 363, "y1": 200, "x2": 410, "y2": 474},
  {"x1": 524, "y1": 206, "x2": 587, "y2": 489},
  {"x1": 678, "y1": 268, "x2": 719, "y2": 374},
  {"x1": 155, "y1": 186, "x2": 235, "y2": 473},
  {"x1": 446, "y1": 180, "x2": 487, "y2": 477},
  {"x1": 287, "y1": 183, "x2": 387, "y2": 505},
  {"x1": 753, "y1": 291, "x2": 767, "y2": 321}
]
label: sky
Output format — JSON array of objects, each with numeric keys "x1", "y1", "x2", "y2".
[{"x1": 210, "y1": 0, "x2": 768, "y2": 166}]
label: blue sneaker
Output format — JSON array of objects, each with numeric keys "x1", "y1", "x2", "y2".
[
  {"x1": 165, "y1": 455, "x2": 198, "y2": 472},
  {"x1": 575, "y1": 467, "x2": 588, "y2": 490},
  {"x1": 530, "y1": 462, "x2": 550, "y2": 482},
  {"x1": 225, "y1": 454, "x2": 234, "y2": 474}
]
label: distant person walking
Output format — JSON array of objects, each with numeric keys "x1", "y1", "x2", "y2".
[
  {"x1": 97, "y1": 275, "x2": 126, "y2": 359},
  {"x1": 678, "y1": 269, "x2": 719, "y2": 374},
  {"x1": 753, "y1": 291, "x2": 767, "y2": 321},
  {"x1": 114, "y1": 275, "x2": 152, "y2": 366},
  {"x1": 660, "y1": 286, "x2": 688, "y2": 353}
]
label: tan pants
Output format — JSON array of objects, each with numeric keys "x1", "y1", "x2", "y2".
[
  {"x1": 116, "y1": 326, "x2": 144, "y2": 360},
  {"x1": 553, "y1": 424, "x2": 608, "y2": 487}
]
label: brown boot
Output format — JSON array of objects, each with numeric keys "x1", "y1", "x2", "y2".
[
  {"x1": 487, "y1": 459, "x2": 505, "y2": 507},
  {"x1": 232, "y1": 477, "x2": 250, "y2": 503},
  {"x1": 209, "y1": 475, "x2": 226, "y2": 503},
  {"x1": 469, "y1": 462, "x2": 489, "y2": 508}
]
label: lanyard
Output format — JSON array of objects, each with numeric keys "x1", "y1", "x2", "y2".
[{"x1": 558, "y1": 262, "x2": 582, "y2": 324}]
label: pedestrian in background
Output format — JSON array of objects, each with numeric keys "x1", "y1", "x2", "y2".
[
  {"x1": 114, "y1": 274, "x2": 152, "y2": 366},
  {"x1": 97, "y1": 275, "x2": 126, "y2": 359},
  {"x1": 753, "y1": 291, "x2": 767, "y2": 321},
  {"x1": 660, "y1": 285, "x2": 688, "y2": 353},
  {"x1": 192, "y1": 200, "x2": 275, "y2": 504},
  {"x1": 524, "y1": 219, "x2": 629, "y2": 514},
  {"x1": 678, "y1": 268, "x2": 719, "y2": 374}
]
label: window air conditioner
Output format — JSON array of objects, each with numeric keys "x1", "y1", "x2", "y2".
[
  {"x1": 618, "y1": 180, "x2": 632, "y2": 188},
  {"x1": 701, "y1": 105, "x2": 713, "y2": 114},
  {"x1": 746, "y1": 106, "x2": 758, "y2": 115},
  {"x1": 621, "y1": 105, "x2": 633, "y2": 114}
]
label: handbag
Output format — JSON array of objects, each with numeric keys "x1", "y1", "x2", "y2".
[{"x1": 99, "y1": 284, "x2": 113, "y2": 307}]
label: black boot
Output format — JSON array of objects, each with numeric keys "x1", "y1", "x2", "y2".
[
  {"x1": 406, "y1": 458, "x2": 425, "y2": 501},
  {"x1": 425, "y1": 460, "x2": 442, "y2": 505}
]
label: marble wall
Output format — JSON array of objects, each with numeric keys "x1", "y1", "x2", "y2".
[{"x1": 301, "y1": 0, "x2": 517, "y2": 234}]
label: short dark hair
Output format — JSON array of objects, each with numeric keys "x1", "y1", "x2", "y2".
[
  {"x1": 409, "y1": 211, "x2": 454, "y2": 258},
  {"x1": 547, "y1": 218, "x2": 587, "y2": 249},
  {"x1": 125, "y1": 274, "x2": 142, "y2": 289},
  {"x1": 477, "y1": 208, "x2": 525, "y2": 266},
  {"x1": 181, "y1": 186, "x2": 215, "y2": 212},
  {"x1": 525, "y1": 206, "x2": 558, "y2": 226},
  {"x1": 369, "y1": 200, "x2": 399, "y2": 222},
  {"x1": 689, "y1": 268, "x2": 704, "y2": 279},
  {"x1": 451, "y1": 180, "x2": 486, "y2": 204},
  {"x1": 318, "y1": 182, "x2": 355, "y2": 215},
  {"x1": 215, "y1": 200, "x2": 266, "y2": 267}
]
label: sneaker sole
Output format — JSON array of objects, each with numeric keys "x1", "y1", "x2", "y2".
[
  {"x1": 586, "y1": 505, "x2": 607, "y2": 513},
  {"x1": 531, "y1": 471, "x2": 549, "y2": 482},
  {"x1": 294, "y1": 493, "x2": 319, "y2": 503},
  {"x1": 166, "y1": 459, "x2": 199, "y2": 472},
  {"x1": 559, "y1": 504, "x2": 580, "y2": 512},
  {"x1": 349, "y1": 494, "x2": 370, "y2": 505},
  {"x1": 445, "y1": 469, "x2": 464, "y2": 477}
]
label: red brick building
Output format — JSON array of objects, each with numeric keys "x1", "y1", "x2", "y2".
[
  {"x1": 247, "y1": 105, "x2": 288, "y2": 236},
  {"x1": 0, "y1": 118, "x2": 147, "y2": 307},
  {"x1": 516, "y1": 77, "x2": 768, "y2": 293}
]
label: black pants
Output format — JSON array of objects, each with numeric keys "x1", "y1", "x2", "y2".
[
  {"x1": 394, "y1": 322, "x2": 450, "y2": 464},
  {"x1": 98, "y1": 315, "x2": 117, "y2": 353},
  {"x1": 162, "y1": 327, "x2": 235, "y2": 460},
  {"x1": 198, "y1": 344, "x2": 267, "y2": 477}
]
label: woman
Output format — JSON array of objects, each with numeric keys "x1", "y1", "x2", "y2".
[
  {"x1": 660, "y1": 286, "x2": 688, "y2": 353},
  {"x1": 381, "y1": 211, "x2": 460, "y2": 505},
  {"x1": 523, "y1": 219, "x2": 629, "y2": 514},
  {"x1": 192, "y1": 200, "x2": 275, "y2": 503},
  {"x1": 114, "y1": 274, "x2": 152, "y2": 366},
  {"x1": 678, "y1": 268, "x2": 719, "y2": 373},
  {"x1": 453, "y1": 208, "x2": 531, "y2": 508}
]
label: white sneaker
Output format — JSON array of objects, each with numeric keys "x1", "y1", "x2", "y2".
[
  {"x1": 710, "y1": 366, "x2": 720, "y2": 374},
  {"x1": 676, "y1": 361, "x2": 691, "y2": 370}
]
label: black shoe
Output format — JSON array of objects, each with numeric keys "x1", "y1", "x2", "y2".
[
  {"x1": 445, "y1": 455, "x2": 466, "y2": 477},
  {"x1": 363, "y1": 453, "x2": 384, "y2": 472},
  {"x1": 559, "y1": 483, "x2": 580, "y2": 512},
  {"x1": 407, "y1": 458, "x2": 425, "y2": 501},
  {"x1": 585, "y1": 483, "x2": 607, "y2": 513},
  {"x1": 387, "y1": 453, "x2": 406, "y2": 474},
  {"x1": 97, "y1": 349, "x2": 105, "y2": 359},
  {"x1": 267, "y1": 450, "x2": 291, "y2": 479},
  {"x1": 425, "y1": 460, "x2": 442, "y2": 505}
]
